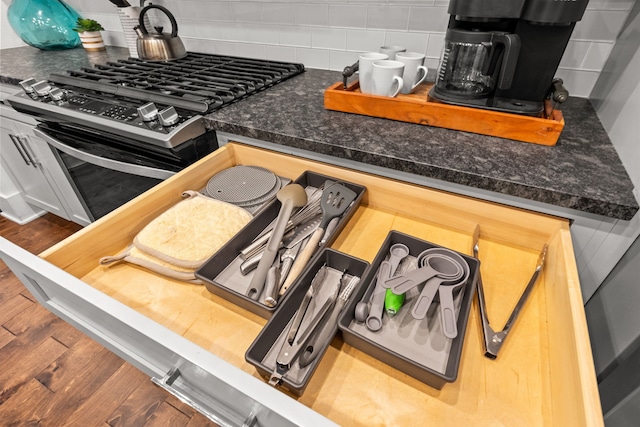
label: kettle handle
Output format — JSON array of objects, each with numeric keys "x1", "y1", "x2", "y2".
[
  {"x1": 138, "y1": 4, "x2": 179, "y2": 37},
  {"x1": 493, "y1": 33, "x2": 521, "y2": 90}
]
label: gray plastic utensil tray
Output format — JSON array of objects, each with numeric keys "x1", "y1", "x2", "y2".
[
  {"x1": 196, "y1": 170, "x2": 366, "y2": 319},
  {"x1": 338, "y1": 230, "x2": 479, "y2": 389},
  {"x1": 245, "y1": 248, "x2": 369, "y2": 395}
]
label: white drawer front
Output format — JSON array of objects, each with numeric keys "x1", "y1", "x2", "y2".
[{"x1": 0, "y1": 237, "x2": 337, "y2": 427}]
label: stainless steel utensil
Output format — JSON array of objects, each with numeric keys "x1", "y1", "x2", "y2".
[
  {"x1": 247, "y1": 184, "x2": 307, "y2": 301},
  {"x1": 279, "y1": 181, "x2": 358, "y2": 296},
  {"x1": 262, "y1": 257, "x2": 281, "y2": 308},
  {"x1": 269, "y1": 267, "x2": 343, "y2": 387},
  {"x1": 473, "y1": 225, "x2": 547, "y2": 358},
  {"x1": 239, "y1": 217, "x2": 320, "y2": 275},
  {"x1": 298, "y1": 275, "x2": 360, "y2": 367},
  {"x1": 239, "y1": 187, "x2": 323, "y2": 260},
  {"x1": 277, "y1": 240, "x2": 303, "y2": 291}
]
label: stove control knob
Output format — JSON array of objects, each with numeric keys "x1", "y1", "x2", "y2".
[
  {"x1": 18, "y1": 78, "x2": 38, "y2": 94},
  {"x1": 49, "y1": 87, "x2": 65, "y2": 101},
  {"x1": 158, "y1": 106, "x2": 179, "y2": 127},
  {"x1": 137, "y1": 102, "x2": 158, "y2": 122},
  {"x1": 32, "y1": 80, "x2": 52, "y2": 97}
]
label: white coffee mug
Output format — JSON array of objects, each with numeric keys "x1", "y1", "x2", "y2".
[
  {"x1": 379, "y1": 45, "x2": 406, "y2": 60},
  {"x1": 371, "y1": 60, "x2": 405, "y2": 98},
  {"x1": 358, "y1": 52, "x2": 389, "y2": 94},
  {"x1": 395, "y1": 51, "x2": 429, "y2": 94}
]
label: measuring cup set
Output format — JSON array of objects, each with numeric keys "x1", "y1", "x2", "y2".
[{"x1": 356, "y1": 243, "x2": 470, "y2": 339}]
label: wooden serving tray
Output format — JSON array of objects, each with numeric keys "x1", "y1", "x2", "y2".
[{"x1": 324, "y1": 81, "x2": 565, "y2": 146}]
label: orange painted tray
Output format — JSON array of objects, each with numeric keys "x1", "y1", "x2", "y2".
[{"x1": 324, "y1": 80, "x2": 565, "y2": 146}]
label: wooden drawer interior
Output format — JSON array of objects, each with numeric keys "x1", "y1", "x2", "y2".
[{"x1": 40, "y1": 143, "x2": 602, "y2": 426}]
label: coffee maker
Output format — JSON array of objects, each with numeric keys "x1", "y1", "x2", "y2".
[{"x1": 429, "y1": 0, "x2": 589, "y2": 116}]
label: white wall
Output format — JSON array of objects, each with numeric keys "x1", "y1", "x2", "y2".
[{"x1": 1, "y1": 0, "x2": 634, "y2": 98}]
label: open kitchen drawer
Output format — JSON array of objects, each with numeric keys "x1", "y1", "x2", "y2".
[{"x1": 0, "y1": 142, "x2": 602, "y2": 426}]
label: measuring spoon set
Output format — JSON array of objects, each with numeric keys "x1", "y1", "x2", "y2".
[{"x1": 355, "y1": 242, "x2": 471, "y2": 339}]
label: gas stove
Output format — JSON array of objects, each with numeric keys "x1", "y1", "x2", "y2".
[{"x1": 8, "y1": 52, "x2": 305, "y2": 148}]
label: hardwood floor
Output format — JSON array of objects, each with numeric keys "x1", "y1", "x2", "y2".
[{"x1": 0, "y1": 213, "x2": 216, "y2": 426}]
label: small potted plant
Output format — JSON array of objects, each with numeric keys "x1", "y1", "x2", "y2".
[{"x1": 73, "y1": 18, "x2": 106, "y2": 51}]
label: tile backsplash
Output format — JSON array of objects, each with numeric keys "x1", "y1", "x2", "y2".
[{"x1": 2, "y1": 0, "x2": 635, "y2": 98}]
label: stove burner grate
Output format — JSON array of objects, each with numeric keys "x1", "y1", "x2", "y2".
[{"x1": 53, "y1": 52, "x2": 304, "y2": 113}]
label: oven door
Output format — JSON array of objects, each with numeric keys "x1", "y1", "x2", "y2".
[{"x1": 34, "y1": 125, "x2": 178, "y2": 222}]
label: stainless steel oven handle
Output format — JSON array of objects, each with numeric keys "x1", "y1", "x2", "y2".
[{"x1": 34, "y1": 128, "x2": 176, "y2": 180}]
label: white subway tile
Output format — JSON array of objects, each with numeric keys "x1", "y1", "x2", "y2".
[
  {"x1": 262, "y1": 4, "x2": 294, "y2": 25},
  {"x1": 408, "y1": 6, "x2": 449, "y2": 32},
  {"x1": 231, "y1": 2, "x2": 262, "y2": 23},
  {"x1": 345, "y1": 29, "x2": 386, "y2": 52},
  {"x1": 367, "y1": 5, "x2": 411, "y2": 31},
  {"x1": 205, "y1": 22, "x2": 242, "y2": 41},
  {"x1": 605, "y1": 0, "x2": 635, "y2": 11},
  {"x1": 178, "y1": 19, "x2": 200, "y2": 38},
  {"x1": 389, "y1": 0, "x2": 436, "y2": 4},
  {"x1": 555, "y1": 68, "x2": 600, "y2": 97},
  {"x1": 384, "y1": 31, "x2": 428, "y2": 55},
  {"x1": 582, "y1": 42, "x2": 614, "y2": 70},
  {"x1": 560, "y1": 40, "x2": 591, "y2": 69},
  {"x1": 237, "y1": 42, "x2": 267, "y2": 59},
  {"x1": 329, "y1": 5, "x2": 367, "y2": 29},
  {"x1": 330, "y1": 50, "x2": 361, "y2": 72},
  {"x1": 294, "y1": 4, "x2": 329, "y2": 27},
  {"x1": 266, "y1": 45, "x2": 298, "y2": 63},
  {"x1": 312, "y1": 28, "x2": 347, "y2": 49},
  {"x1": 199, "y1": 2, "x2": 235, "y2": 22},
  {"x1": 426, "y1": 32, "x2": 445, "y2": 59},
  {"x1": 587, "y1": 0, "x2": 609, "y2": 10},
  {"x1": 209, "y1": 40, "x2": 240, "y2": 56},
  {"x1": 572, "y1": 10, "x2": 629, "y2": 41},
  {"x1": 97, "y1": 14, "x2": 123, "y2": 33},
  {"x1": 102, "y1": 31, "x2": 126, "y2": 48},
  {"x1": 175, "y1": 2, "x2": 203, "y2": 20},
  {"x1": 425, "y1": 57, "x2": 440, "y2": 70},
  {"x1": 279, "y1": 25, "x2": 312, "y2": 47},
  {"x1": 234, "y1": 23, "x2": 279, "y2": 44},
  {"x1": 296, "y1": 47, "x2": 331, "y2": 70}
]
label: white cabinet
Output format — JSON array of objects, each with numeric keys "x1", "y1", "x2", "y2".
[
  {"x1": 0, "y1": 101, "x2": 70, "y2": 220},
  {"x1": 1, "y1": 84, "x2": 91, "y2": 226}
]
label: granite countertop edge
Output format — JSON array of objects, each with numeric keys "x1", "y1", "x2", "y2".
[{"x1": 208, "y1": 121, "x2": 638, "y2": 220}]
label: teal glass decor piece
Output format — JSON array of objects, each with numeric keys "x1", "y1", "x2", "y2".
[{"x1": 7, "y1": 0, "x2": 82, "y2": 50}]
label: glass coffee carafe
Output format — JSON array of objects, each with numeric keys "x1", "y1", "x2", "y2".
[{"x1": 433, "y1": 29, "x2": 520, "y2": 100}]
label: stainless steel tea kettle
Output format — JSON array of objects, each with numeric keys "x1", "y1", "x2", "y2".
[{"x1": 134, "y1": 3, "x2": 186, "y2": 61}]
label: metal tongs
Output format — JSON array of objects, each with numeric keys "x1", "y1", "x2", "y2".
[
  {"x1": 268, "y1": 266, "x2": 343, "y2": 387},
  {"x1": 473, "y1": 225, "x2": 547, "y2": 359}
]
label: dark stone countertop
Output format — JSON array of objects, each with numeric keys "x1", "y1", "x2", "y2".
[
  {"x1": 205, "y1": 68, "x2": 638, "y2": 220},
  {"x1": 1, "y1": 46, "x2": 637, "y2": 220}
]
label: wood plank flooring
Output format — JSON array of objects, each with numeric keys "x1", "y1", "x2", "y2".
[{"x1": 0, "y1": 213, "x2": 216, "y2": 426}]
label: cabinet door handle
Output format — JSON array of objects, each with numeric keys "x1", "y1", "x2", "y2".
[
  {"x1": 8, "y1": 133, "x2": 32, "y2": 166},
  {"x1": 16, "y1": 135, "x2": 40, "y2": 168},
  {"x1": 151, "y1": 367, "x2": 258, "y2": 427}
]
